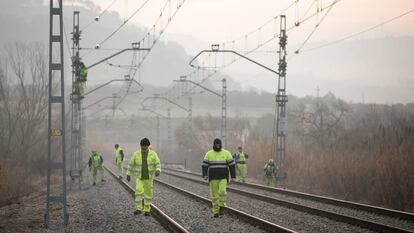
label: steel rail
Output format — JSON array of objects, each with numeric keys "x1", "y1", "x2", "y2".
[
  {"x1": 103, "y1": 165, "x2": 189, "y2": 233},
  {"x1": 163, "y1": 167, "x2": 414, "y2": 221},
  {"x1": 162, "y1": 169, "x2": 414, "y2": 233},
  {"x1": 154, "y1": 176, "x2": 296, "y2": 233},
  {"x1": 120, "y1": 164, "x2": 296, "y2": 233}
]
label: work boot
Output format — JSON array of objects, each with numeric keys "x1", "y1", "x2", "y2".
[
  {"x1": 144, "y1": 212, "x2": 150, "y2": 216},
  {"x1": 93, "y1": 182, "x2": 96, "y2": 186},
  {"x1": 219, "y1": 207, "x2": 224, "y2": 215},
  {"x1": 134, "y1": 210, "x2": 142, "y2": 215},
  {"x1": 213, "y1": 213, "x2": 219, "y2": 218},
  {"x1": 101, "y1": 179, "x2": 106, "y2": 182}
]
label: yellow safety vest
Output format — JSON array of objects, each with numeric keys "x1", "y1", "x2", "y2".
[
  {"x1": 115, "y1": 147, "x2": 123, "y2": 163},
  {"x1": 126, "y1": 149, "x2": 161, "y2": 179}
]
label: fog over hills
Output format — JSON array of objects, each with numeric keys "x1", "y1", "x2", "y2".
[{"x1": 1, "y1": 0, "x2": 413, "y2": 104}]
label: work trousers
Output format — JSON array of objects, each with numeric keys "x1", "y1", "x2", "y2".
[
  {"x1": 264, "y1": 175, "x2": 275, "y2": 187},
  {"x1": 236, "y1": 164, "x2": 247, "y2": 182},
  {"x1": 209, "y1": 179, "x2": 228, "y2": 214},
  {"x1": 117, "y1": 162, "x2": 123, "y2": 177},
  {"x1": 78, "y1": 81, "x2": 85, "y2": 97},
  {"x1": 135, "y1": 178, "x2": 154, "y2": 213},
  {"x1": 92, "y1": 167, "x2": 104, "y2": 183}
]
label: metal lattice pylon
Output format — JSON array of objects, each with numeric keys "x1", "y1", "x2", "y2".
[
  {"x1": 275, "y1": 15, "x2": 288, "y2": 181},
  {"x1": 45, "y1": 0, "x2": 68, "y2": 227},
  {"x1": 221, "y1": 78, "x2": 227, "y2": 148},
  {"x1": 69, "y1": 11, "x2": 83, "y2": 188}
]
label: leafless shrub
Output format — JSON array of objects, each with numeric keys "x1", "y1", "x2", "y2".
[
  {"x1": 242, "y1": 95, "x2": 413, "y2": 211},
  {"x1": 0, "y1": 42, "x2": 49, "y2": 206}
]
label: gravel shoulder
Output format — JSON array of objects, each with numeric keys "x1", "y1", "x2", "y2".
[{"x1": 0, "y1": 170, "x2": 168, "y2": 233}]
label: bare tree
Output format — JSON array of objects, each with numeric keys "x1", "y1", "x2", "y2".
[
  {"x1": 228, "y1": 116, "x2": 251, "y2": 149},
  {"x1": 292, "y1": 92, "x2": 349, "y2": 151},
  {"x1": 0, "y1": 42, "x2": 48, "y2": 172},
  {"x1": 0, "y1": 59, "x2": 15, "y2": 158}
]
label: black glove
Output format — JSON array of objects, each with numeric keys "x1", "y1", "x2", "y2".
[
  {"x1": 155, "y1": 171, "x2": 160, "y2": 177},
  {"x1": 126, "y1": 175, "x2": 131, "y2": 182}
]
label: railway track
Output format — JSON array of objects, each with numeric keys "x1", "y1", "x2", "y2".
[
  {"x1": 104, "y1": 165, "x2": 189, "y2": 233},
  {"x1": 161, "y1": 167, "x2": 414, "y2": 233},
  {"x1": 107, "y1": 164, "x2": 296, "y2": 233}
]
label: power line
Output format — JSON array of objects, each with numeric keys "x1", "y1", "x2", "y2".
[
  {"x1": 181, "y1": 1, "x2": 337, "y2": 89},
  {"x1": 99, "y1": 0, "x2": 152, "y2": 46},
  {"x1": 62, "y1": 23, "x2": 72, "y2": 58},
  {"x1": 135, "y1": 0, "x2": 187, "y2": 68},
  {"x1": 152, "y1": 0, "x2": 344, "y2": 107},
  {"x1": 82, "y1": 0, "x2": 152, "y2": 58},
  {"x1": 81, "y1": 0, "x2": 120, "y2": 31},
  {"x1": 301, "y1": 8, "x2": 414, "y2": 53},
  {"x1": 81, "y1": 47, "x2": 125, "y2": 51},
  {"x1": 300, "y1": 0, "x2": 317, "y2": 24},
  {"x1": 295, "y1": 0, "x2": 340, "y2": 53},
  {"x1": 220, "y1": 0, "x2": 297, "y2": 45},
  {"x1": 85, "y1": 0, "x2": 188, "y2": 114}
]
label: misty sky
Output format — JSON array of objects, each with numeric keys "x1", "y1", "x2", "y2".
[
  {"x1": 86, "y1": 0, "x2": 414, "y2": 43},
  {"x1": 63, "y1": 0, "x2": 414, "y2": 103}
]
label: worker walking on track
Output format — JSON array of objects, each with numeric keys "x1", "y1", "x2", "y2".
[
  {"x1": 202, "y1": 138, "x2": 236, "y2": 218},
  {"x1": 233, "y1": 146, "x2": 248, "y2": 182},
  {"x1": 264, "y1": 159, "x2": 277, "y2": 187},
  {"x1": 88, "y1": 149, "x2": 106, "y2": 185},
  {"x1": 114, "y1": 144, "x2": 125, "y2": 179},
  {"x1": 126, "y1": 138, "x2": 161, "y2": 216}
]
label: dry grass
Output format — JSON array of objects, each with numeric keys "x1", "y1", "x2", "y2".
[
  {"x1": 242, "y1": 104, "x2": 414, "y2": 212},
  {"x1": 0, "y1": 160, "x2": 34, "y2": 206},
  {"x1": 244, "y1": 139, "x2": 414, "y2": 212},
  {"x1": 285, "y1": 148, "x2": 414, "y2": 211}
]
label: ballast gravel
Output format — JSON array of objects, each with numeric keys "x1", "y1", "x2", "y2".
[
  {"x1": 0, "y1": 170, "x2": 168, "y2": 233},
  {"x1": 165, "y1": 169, "x2": 414, "y2": 232},
  {"x1": 152, "y1": 180, "x2": 268, "y2": 233},
  {"x1": 157, "y1": 172, "x2": 376, "y2": 233}
]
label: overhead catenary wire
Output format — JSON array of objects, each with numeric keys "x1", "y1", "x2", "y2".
[
  {"x1": 162, "y1": 0, "x2": 340, "y2": 104},
  {"x1": 301, "y1": 0, "x2": 317, "y2": 23},
  {"x1": 87, "y1": 0, "x2": 187, "y2": 118},
  {"x1": 112, "y1": 0, "x2": 187, "y2": 110},
  {"x1": 82, "y1": 47, "x2": 126, "y2": 51},
  {"x1": 294, "y1": 0, "x2": 340, "y2": 53},
  {"x1": 135, "y1": 0, "x2": 187, "y2": 68},
  {"x1": 62, "y1": 23, "x2": 72, "y2": 58},
  {"x1": 81, "y1": 0, "x2": 152, "y2": 59},
  {"x1": 98, "y1": 0, "x2": 152, "y2": 46},
  {"x1": 300, "y1": 7, "x2": 414, "y2": 53},
  {"x1": 81, "y1": 0, "x2": 120, "y2": 31},
  {"x1": 114, "y1": 50, "x2": 139, "y2": 107},
  {"x1": 93, "y1": 0, "x2": 341, "y2": 119},
  {"x1": 220, "y1": 0, "x2": 297, "y2": 46}
]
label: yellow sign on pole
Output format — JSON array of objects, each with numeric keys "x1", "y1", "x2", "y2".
[{"x1": 51, "y1": 129, "x2": 62, "y2": 136}]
